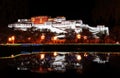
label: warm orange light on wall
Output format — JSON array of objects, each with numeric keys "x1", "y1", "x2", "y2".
[
  {"x1": 41, "y1": 34, "x2": 45, "y2": 40},
  {"x1": 77, "y1": 34, "x2": 81, "y2": 39}
]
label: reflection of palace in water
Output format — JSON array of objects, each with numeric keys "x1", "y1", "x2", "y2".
[
  {"x1": 10, "y1": 52, "x2": 111, "y2": 73},
  {"x1": 8, "y1": 16, "x2": 109, "y2": 39}
]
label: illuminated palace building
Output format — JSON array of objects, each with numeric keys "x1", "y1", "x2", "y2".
[{"x1": 8, "y1": 16, "x2": 109, "y2": 43}]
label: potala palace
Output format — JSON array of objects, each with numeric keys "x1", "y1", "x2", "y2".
[{"x1": 8, "y1": 16, "x2": 109, "y2": 39}]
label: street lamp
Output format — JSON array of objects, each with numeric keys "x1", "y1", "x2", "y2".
[
  {"x1": 83, "y1": 36, "x2": 88, "y2": 43},
  {"x1": 76, "y1": 34, "x2": 81, "y2": 42},
  {"x1": 51, "y1": 36, "x2": 57, "y2": 43},
  {"x1": 8, "y1": 37, "x2": 12, "y2": 42},
  {"x1": 11, "y1": 36, "x2": 15, "y2": 44},
  {"x1": 77, "y1": 34, "x2": 81, "y2": 39},
  {"x1": 53, "y1": 36, "x2": 57, "y2": 41},
  {"x1": 83, "y1": 36, "x2": 87, "y2": 40},
  {"x1": 8, "y1": 36, "x2": 15, "y2": 44},
  {"x1": 41, "y1": 34, "x2": 45, "y2": 40}
]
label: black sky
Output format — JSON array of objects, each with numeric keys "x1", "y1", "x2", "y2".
[
  {"x1": 29, "y1": 0, "x2": 95, "y2": 24},
  {"x1": 0, "y1": 0, "x2": 120, "y2": 27}
]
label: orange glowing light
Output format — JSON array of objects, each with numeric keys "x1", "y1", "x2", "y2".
[
  {"x1": 53, "y1": 36, "x2": 57, "y2": 41},
  {"x1": 84, "y1": 53, "x2": 88, "y2": 57},
  {"x1": 76, "y1": 55, "x2": 82, "y2": 61},
  {"x1": 28, "y1": 37, "x2": 31, "y2": 40},
  {"x1": 53, "y1": 52, "x2": 58, "y2": 56},
  {"x1": 83, "y1": 36, "x2": 87, "y2": 40},
  {"x1": 40, "y1": 54, "x2": 45, "y2": 59},
  {"x1": 8, "y1": 37, "x2": 12, "y2": 42},
  {"x1": 11, "y1": 36, "x2": 15, "y2": 40},
  {"x1": 11, "y1": 54, "x2": 14, "y2": 58},
  {"x1": 77, "y1": 34, "x2": 81, "y2": 39},
  {"x1": 8, "y1": 36, "x2": 15, "y2": 44},
  {"x1": 41, "y1": 34, "x2": 45, "y2": 40}
]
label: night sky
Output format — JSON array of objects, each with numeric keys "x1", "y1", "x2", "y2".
[{"x1": 0, "y1": 0, "x2": 120, "y2": 27}]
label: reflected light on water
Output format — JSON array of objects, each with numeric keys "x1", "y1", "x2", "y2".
[
  {"x1": 40, "y1": 54, "x2": 45, "y2": 59},
  {"x1": 53, "y1": 52, "x2": 58, "y2": 56},
  {"x1": 76, "y1": 54, "x2": 82, "y2": 61}
]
